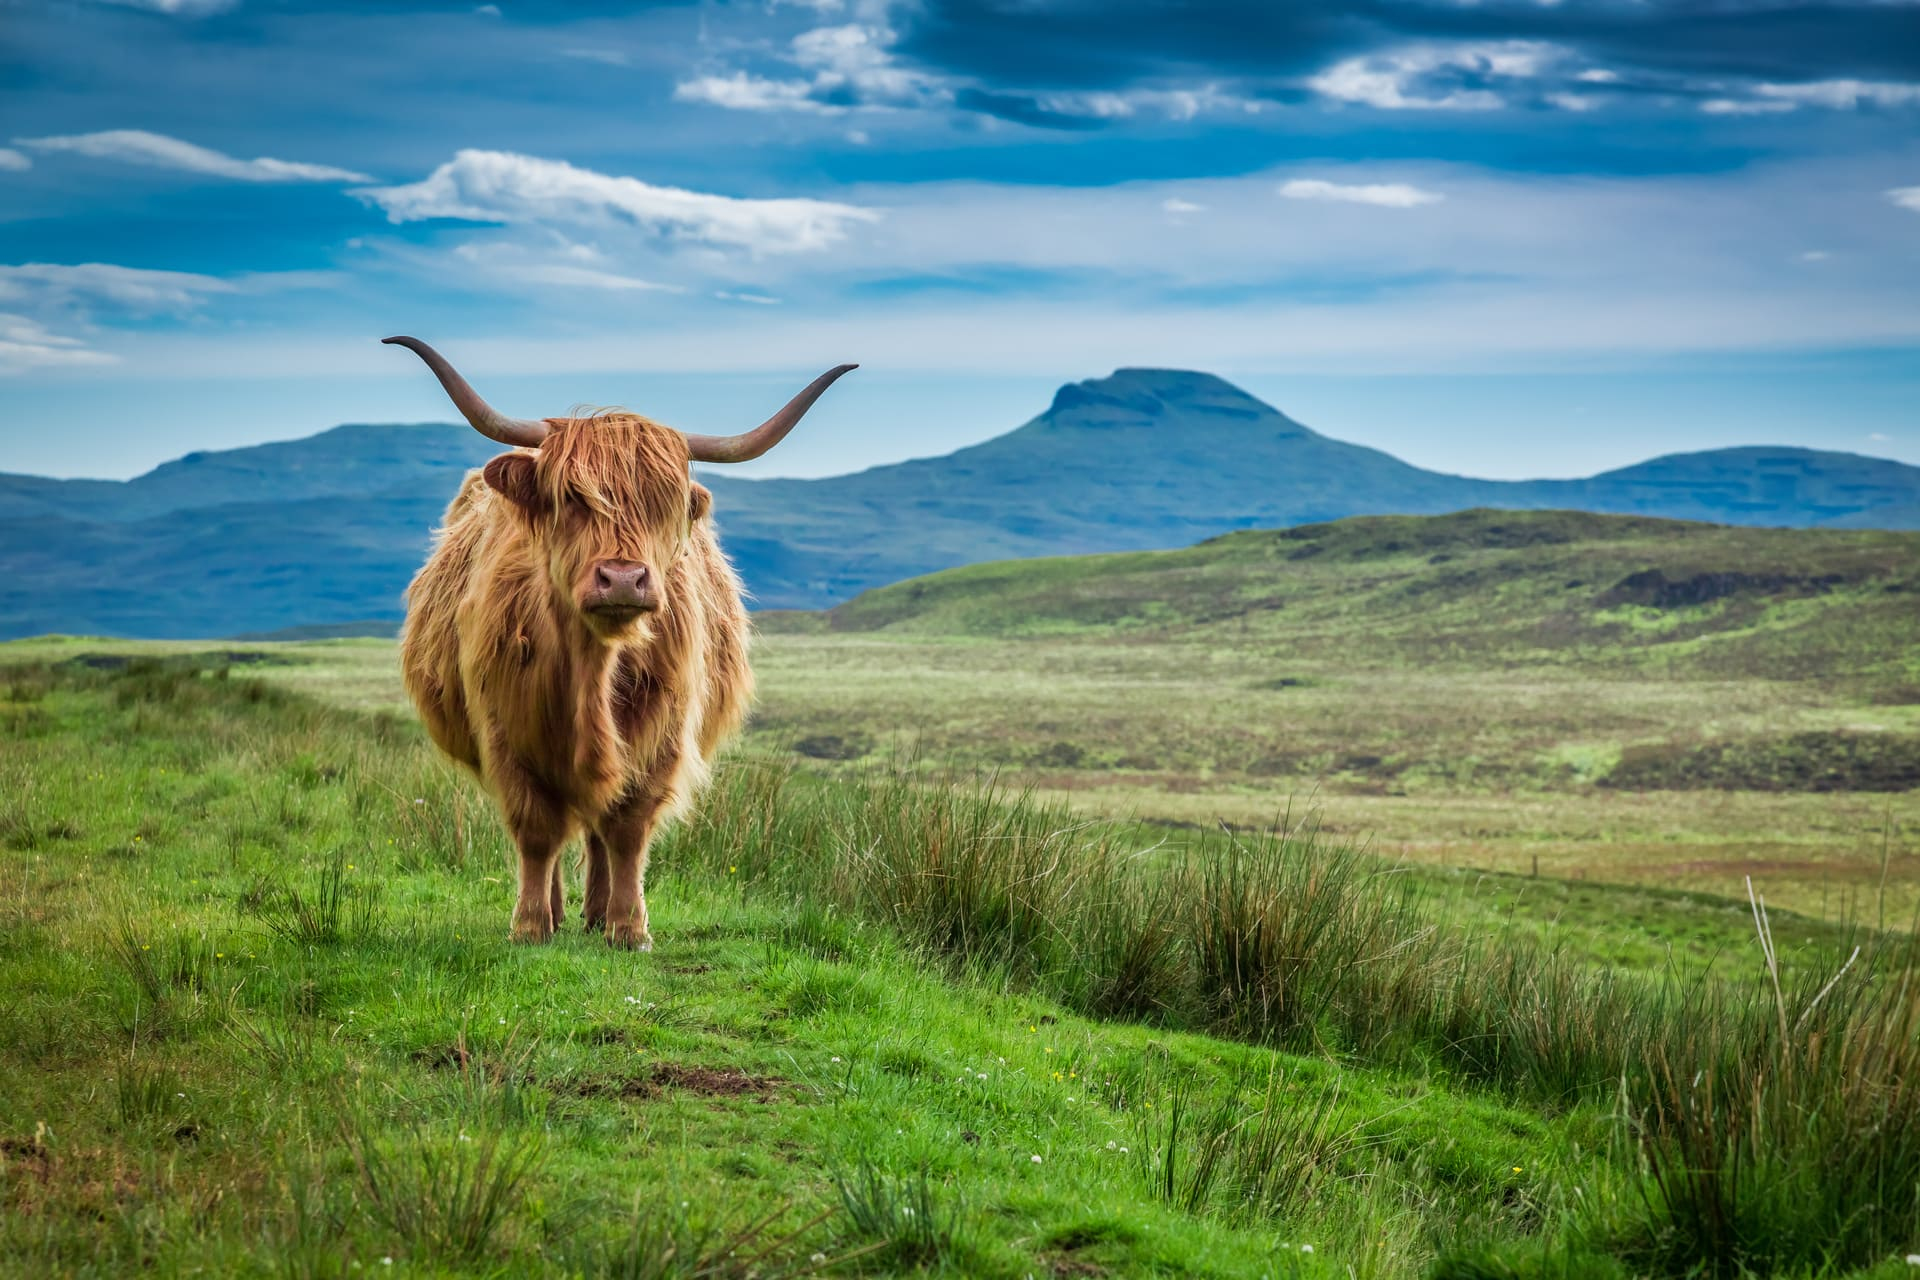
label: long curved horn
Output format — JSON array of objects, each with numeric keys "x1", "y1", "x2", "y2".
[
  {"x1": 682, "y1": 364, "x2": 857, "y2": 464},
  {"x1": 382, "y1": 336, "x2": 550, "y2": 449}
]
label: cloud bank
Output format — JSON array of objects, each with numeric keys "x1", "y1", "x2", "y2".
[
  {"x1": 15, "y1": 130, "x2": 371, "y2": 183},
  {"x1": 354, "y1": 150, "x2": 881, "y2": 256}
]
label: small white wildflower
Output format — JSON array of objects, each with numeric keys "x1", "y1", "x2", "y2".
[
  {"x1": 498, "y1": 1018, "x2": 505, "y2": 1025},
  {"x1": 413, "y1": 798, "x2": 425, "y2": 805},
  {"x1": 1030, "y1": 1154, "x2": 1043, "y2": 1164},
  {"x1": 1119, "y1": 1146, "x2": 1128, "y2": 1153},
  {"x1": 977, "y1": 1072, "x2": 988, "y2": 1080},
  {"x1": 625, "y1": 996, "x2": 641, "y2": 1004},
  {"x1": 831, "y1": 1056, "x2": 841, "y2": 1063},
  {"x1": 382, "y1": 1259, "x2": 394, "y2": 1267},
  {"x1": 1300, "y1": 1245, "x2": 1314, "y2": 1254},
  {"x1": 1906, "y1": 1256, "x2": 1920, "y2": 1266},
  {"x1": 810, "y1": 1254, "x2": 827, "y2": 1265},
  {"x1": 902, "y1": 1207, "x2": 914, "y2": 1217},
  {"x1": 175, "y1": 1092, "x2": 186, "y2": 1099}
]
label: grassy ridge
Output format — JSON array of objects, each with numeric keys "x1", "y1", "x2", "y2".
[
  {"x1": 800, "y1": 510, "x2": 1920, "y2": 685},
  {"x1": 5, "y1": 653, "x2": 1920, "y2": 1276}
]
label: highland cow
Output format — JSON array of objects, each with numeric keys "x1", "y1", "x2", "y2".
[{"x1": 387, "y1": 336, "x2": 855, "y2": 949}]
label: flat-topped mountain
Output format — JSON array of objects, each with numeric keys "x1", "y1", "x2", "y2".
[{"x1": 2, "y1": 369, "x2": 1916, "y2": 638}]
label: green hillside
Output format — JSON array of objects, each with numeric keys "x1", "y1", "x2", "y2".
[
  {"x1": 747, "y1": 510, "x2": 1920, "y2": 918},
  {"x1": 809, "y1": 508, "x2": 1920, "y2": 684}
]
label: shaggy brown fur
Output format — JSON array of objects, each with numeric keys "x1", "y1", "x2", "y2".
[{"x1": 401, "y1": 412, "x2": 750, "y2": 948}]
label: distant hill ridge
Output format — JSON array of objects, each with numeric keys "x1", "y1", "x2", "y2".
[{"x1": 2, "y1": 368, "x2": 1917, "y2": 638}]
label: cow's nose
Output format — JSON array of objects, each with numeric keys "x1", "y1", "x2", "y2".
[{"x1": 591, "y1": 561, "x2": 654, "y2": 609}]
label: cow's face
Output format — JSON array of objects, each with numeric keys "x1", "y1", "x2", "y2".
[{"x1": 482, "y1": 416, "x2": 711, "y2": 642}]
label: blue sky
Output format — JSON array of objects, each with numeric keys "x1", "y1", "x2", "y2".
[{"x1": 1, "y1": 0, "x2": 1917, "y2": 481}]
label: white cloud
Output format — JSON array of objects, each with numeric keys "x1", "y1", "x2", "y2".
[
  {"x1": 475, "y1": 3, "x2": 501, "y2": 13},
  {"x1": 677, "y1": 21, "x2": 944, "y2": 115},
  {"x1": 15, "y1": 129, "x2": 371, "y2": 183},
  {"x1": 0, "y1": 262, "x2": 237, "y2": 311},
  {"x1": 790, "y1": 23, "x2": 929, "y2": 104},
  {"x1": 1279, "y1": 178, "x2": 1443, "y2": 208},
  {"x1": 1869, "y1": 432, "x2": 1891, "y2": 442},
  {"x1": 1033, "y1": 84, "x2": 1259, "y2": 123},
  {"x1": 1756, "y1": 79, "x2": 1920, "y2": 110},
  {"x1": 1889, "y1": 186, "x2": 1920, "y2": 213},
  {"x1": 0, "y1": 314, "x2": 115, "y2": 376},
  {"x1": 1576, "y1": 69, "x2": 1620, "y2": 85},
  {"x1": 714, "y1": 291, "x2": 782, "y2": 305},
  {"x1": 355, "y1": 149, "x2": 880, "y2": 255},
  {"x1": 1308, "y1": 42, "x2": 1558, "y2": 111},
  {"x1": 1799, "y1": 250, "x2": 1831, "y2": 262},
  {"x1": 676, "y1": 18, "x2": 1254, "y2": 125},
  {"x1": 502, "y1": 264, "x2": 684, "y2": 293},
  {"x1": 1546, "y1": 92, "x2": 1599, "y2": 112},
  {"x1": 675, "y1": 71, "x2": 837, "y2": 114},
  {"x1": 0, "y1": 148, "x2": 30, "y2": 172},
  {"x1": 1701, "y1": 98, "x2": 1796, "y2": 116},
  {"x1": 1162, "y1": 197, "x2": 1206, "y2": 215}
]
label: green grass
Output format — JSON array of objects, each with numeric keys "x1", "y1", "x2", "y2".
[{"x1": 6, "y1": 652, "x2": 1920, "y2": 1277}]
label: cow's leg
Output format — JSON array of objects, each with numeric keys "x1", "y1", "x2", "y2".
[
  {"x1": 595, "y1": 772, "x2": 676, "y2": 952},
  {"x1": 582, "y1": 834, "x2": 611, "y2": 932},
  {"x1": 548, "y1": 854, "x2": 565, "y2": 932},
  {"x1": 492, "y1": 752, "x2": 571, "y2": 944}
]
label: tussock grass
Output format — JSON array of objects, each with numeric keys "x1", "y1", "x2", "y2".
[
  {"x1": 1134, "y1": 1067, "x2": 1356, "y2": 1222},
  {"x1": 833, "y1": 1162, "x2": 961, "y2": 1269},
  {"x1": 665, "y1": 754, "x2": 1920, "y2": 1275}
]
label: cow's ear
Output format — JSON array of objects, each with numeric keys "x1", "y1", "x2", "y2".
[
  {"x1": 688, "y1": 481, "x2": 713, "y2": 523},
  {"x1": 483, "y1": 454, "x2": 542, "y2": 512}
]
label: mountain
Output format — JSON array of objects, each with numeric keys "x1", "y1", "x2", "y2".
[{"x1": 3, "y1": 368, "x2": 1917, "y2": 638}]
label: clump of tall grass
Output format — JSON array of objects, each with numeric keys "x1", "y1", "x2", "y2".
[
  {"x1": 253, "y1": 846, "x2": 382, "y2": 946},
  {"x1": 337, "y1": 1100, "x2": 544, "y2": 1266},
  {"x1": 579, "y1": 1196, "x2": 846, "y2": 1280},
  {"x1": 1177, "y1": 818, "x2": 1431, "y2": 1046},
  {"x1": 1610, "y1": 888, "x2": 1920, "y2": 1274},
  {"x1": 832, "y1": 1161, "x2": 960, "y2": 1269},
  {"x1": 1135, "y1": 1067, "x2": 1357, "y2": 1223}
]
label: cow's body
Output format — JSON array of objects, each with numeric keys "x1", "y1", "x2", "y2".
[
  {"x1": 401, "y1": 422, "x2": 750, "y2": 948},
  {"x1": 384, "y1": 337, "x2": 851, "y2": 948}
]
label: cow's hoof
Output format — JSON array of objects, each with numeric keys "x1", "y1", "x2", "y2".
[
  {"x1": 510, "y1": 918, "x2": 555, "y2": 944},
  {"x1": 583, "y1": 915, "x2": 606, "y2": 933},
  {"x1": 606, "y1": 924, "x2": 653, "y2": 952}
]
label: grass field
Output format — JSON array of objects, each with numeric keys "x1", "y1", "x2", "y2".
[
  {"x1": 6, "y1": 510, "x2": 1919, "y2": 1275},
  {"x1": 740, "y1": 511, "x2": 1920, "y2": 920},
  {"x1": 4, "y1": 648, "x2": 1920, "y2": 1278}
]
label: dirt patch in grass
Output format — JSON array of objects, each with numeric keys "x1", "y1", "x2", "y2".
[{"x1": 568, "y1": 1063, "x2": 787, "y2": 1103}]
